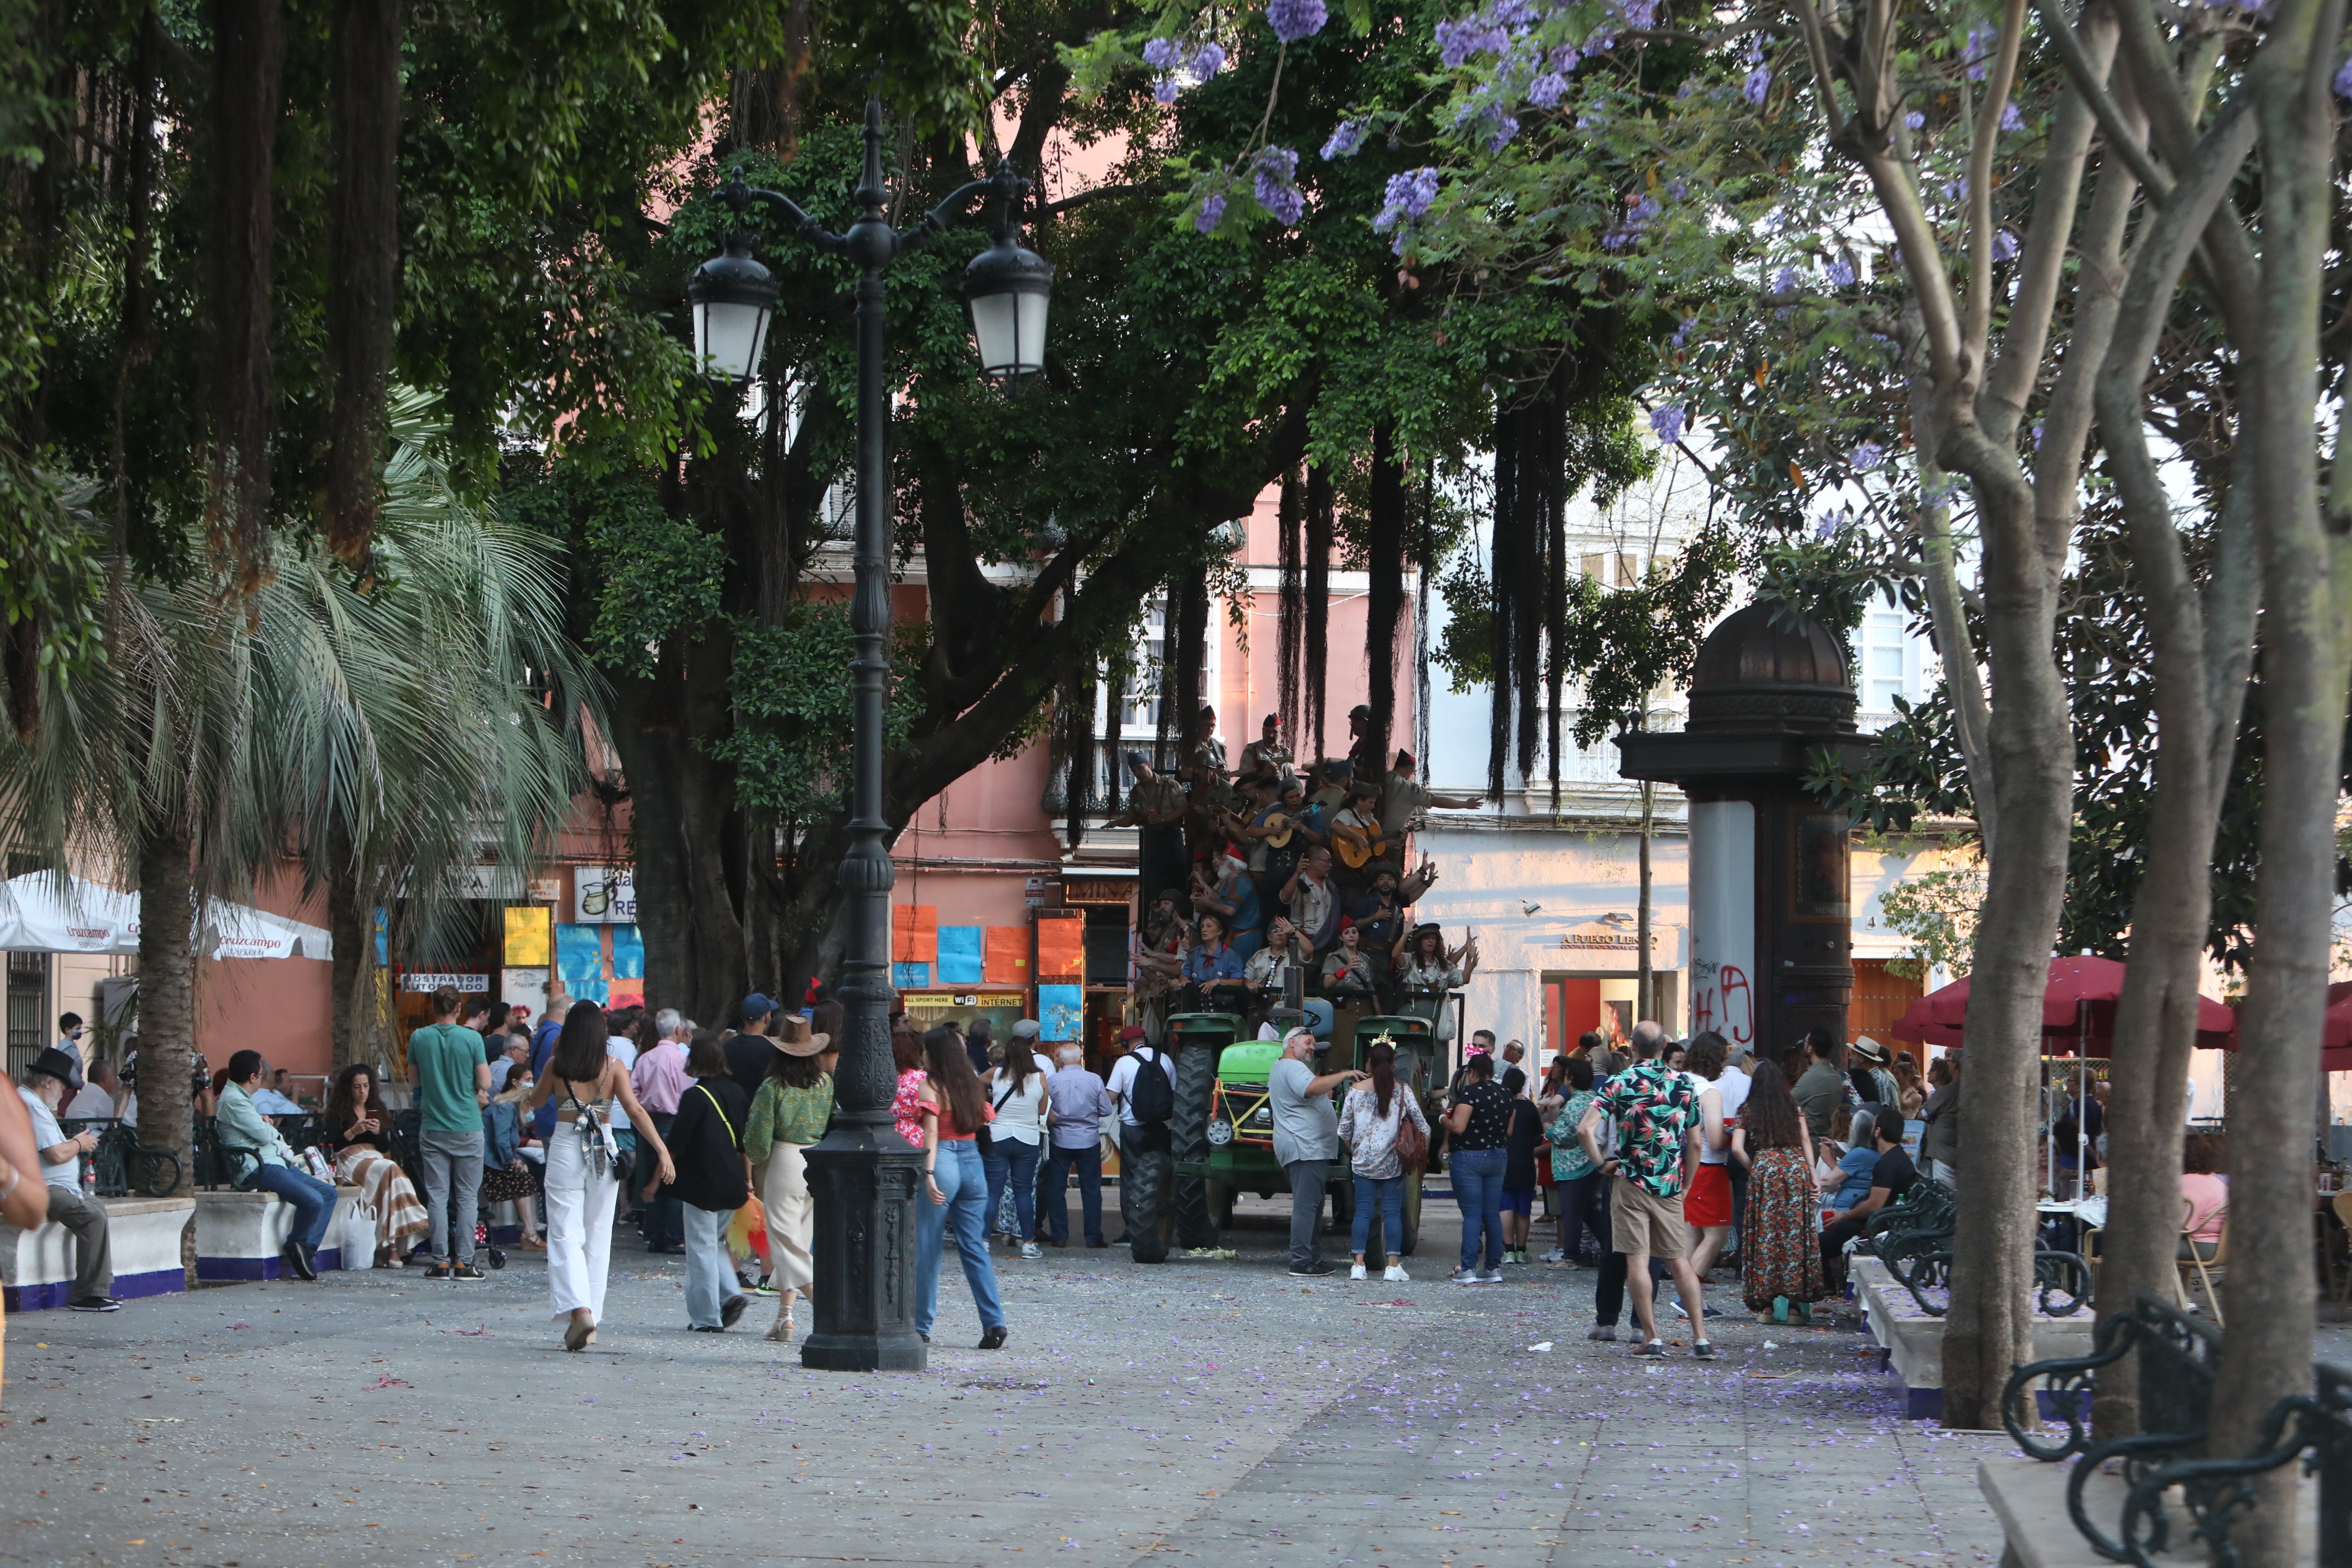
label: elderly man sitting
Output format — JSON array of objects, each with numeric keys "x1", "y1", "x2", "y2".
[{"x1": 16, "y1": 1047, "x2": 118, "y2": 1311}]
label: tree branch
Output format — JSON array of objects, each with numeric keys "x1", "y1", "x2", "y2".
[{"x1": 1964, "y1": 0, "x2": 2031, "y2": 369}]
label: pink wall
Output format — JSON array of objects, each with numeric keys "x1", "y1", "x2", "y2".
[{"x1": 193, "y1": 872, "x2": 335, "y2": 1081}]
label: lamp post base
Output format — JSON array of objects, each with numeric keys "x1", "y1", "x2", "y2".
[{"x1": 801, "y1": 1124, "x2": 927, "y2": 1371}]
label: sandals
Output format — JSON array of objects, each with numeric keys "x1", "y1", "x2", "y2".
[{"x1": 766, "y1": 1306, "x2": 796, "y2": 1344}]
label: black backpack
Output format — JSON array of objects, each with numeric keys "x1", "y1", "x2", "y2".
[{"x1": 1127, "y1": 1047, "x2": 1175, "y2": 1124}]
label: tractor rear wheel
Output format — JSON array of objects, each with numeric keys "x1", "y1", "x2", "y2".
[
  {"x1": 1171, "y1": 1041, "x2": 1220, "y2": 1248},
  {"x1": 1124, "y1": 1144, "x2": 1172, "y2": 1264}
]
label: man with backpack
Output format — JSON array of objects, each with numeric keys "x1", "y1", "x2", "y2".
[{"x1": 1106, "y1": 1025, "x2": 1177, "y2": 1256}]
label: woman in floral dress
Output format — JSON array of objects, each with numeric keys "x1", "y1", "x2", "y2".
[{"x1": 1730, "y1": 1060, "x2": 1824, "y2": 1321}]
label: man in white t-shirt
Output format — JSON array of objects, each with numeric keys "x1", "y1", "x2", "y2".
[
  {"x1": 66, "y1": 1059, "x2": 121, "y2": 1119},
  {"x1": 18, "y1": 1048, "x2": 117, "y2": 1310},
  {"x1": 1681, "y1": 1032, "x2": 1747, "y2": 1293}
]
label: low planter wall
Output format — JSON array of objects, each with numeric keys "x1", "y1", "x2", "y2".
[{"x1": 1, "y1": 1195, "x2": 195, "y2": 1310}]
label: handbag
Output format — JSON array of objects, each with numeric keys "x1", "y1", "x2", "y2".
[{"x1": 1393, "y1": 1100, "x2": 1428, "y2": 1172}]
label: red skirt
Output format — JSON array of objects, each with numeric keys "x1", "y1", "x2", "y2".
[{"x1": 1685, "y1": 1162, "x2": 1732, "y2": 1228}]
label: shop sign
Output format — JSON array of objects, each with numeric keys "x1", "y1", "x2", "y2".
[
  {"x1": 1063, "y1": 878, "x2": 1133, "y2": 906},
  {"x1": 401, "y1": 972, "x2": 491, "y2": 993},
  {"x1": 574, "y1": 867, "x2": 636, "y2": 923}
]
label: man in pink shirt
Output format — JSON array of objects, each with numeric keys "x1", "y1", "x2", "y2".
[{"x1": 631, "y1": 1009, "x2": 691, "y2": 1254}]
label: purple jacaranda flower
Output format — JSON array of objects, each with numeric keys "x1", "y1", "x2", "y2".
[
  {"x1": 1197, "y1": 193, "x2": 1226, "y2": 232},
  {"x1": 1992, "y1": 229, "x2": 2020, "y2": 261},
  {"x1": 1322, "y1": 121, "x2": 1365, "y2": 159},
  {"x1": 1744, "y1": 65, "x2": 1772, "y2": 105},
  {"x1": 1142, "y1": 37, "x2": 1181, "y2": 68},
  {"x1": 1853, "y1": 440, "x2": 1885, "y2": 471},
  {"x1": 1528, "y1": 72, "x2": 1568, "y2": 107},
  {"x1": 1650, "y1": 405, "x2": 1687, "y2": 445},
  {"x1": 1905, "y1": 110, "x2": 1926, "y2": 130},
  {"x1": 1267, "y1": 0, "x2": 1328, "y2": 43},
  {"x1": 2001, "y1": 101, "x2": 2024, "y2": 131},
  {"x1": 2334, "y1": 56, "x2": 2352, "y2": 97},
  {"x1": 1827, "y1": 256, "x2": 1856, "y2": 287},
  {"x1": 1154, "y1": 75, "x2": 1180, "y2": 104},
  {"x1": 1965, "y1": 26, "x2": 1995, "y2": 81},
  {"x1": 1192, "y1": 43, "x2": 1227, "y2": 79}
]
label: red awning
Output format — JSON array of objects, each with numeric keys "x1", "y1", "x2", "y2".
[{"x1": 1890, "y1": 955, "x2": 2237, "y2": 1056}]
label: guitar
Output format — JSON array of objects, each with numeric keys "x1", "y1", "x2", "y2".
[
  {"x1": 1330, "y1": 816, "x2": 1394, "y2": 869},
  {"x1": 1221, "y1": 808, "x2": 1301, "y2": 849}
]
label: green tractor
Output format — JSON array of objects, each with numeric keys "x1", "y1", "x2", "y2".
[
  {"x1": 1125, "y1": 1010, "x2": 1243, "y2": 1264},
  {"x1": 1164, "y1": 1010, "x2": 1443, "y2": 1258}
]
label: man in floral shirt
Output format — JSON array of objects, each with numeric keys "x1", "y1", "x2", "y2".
[{"x1": 1576, "y1": 1021, "x2": 1722, "y2": 1360}]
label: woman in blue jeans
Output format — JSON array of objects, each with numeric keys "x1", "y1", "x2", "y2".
[
  {"x1": 1338, "y1": 1042, "x2": 1431, "y2": 1281},
  {"x1": 1443, "y1": 1052, "x2": 1513, "y2": 1283},
  {"x1": 215, "y1": 1051, "x2": 336, "y2": 1281},
  {"x1": 915, "y1": 1027, "x2": 1008, "y2": 1349}
]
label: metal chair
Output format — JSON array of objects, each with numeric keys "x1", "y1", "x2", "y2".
[{"x1": 2177, "y1": 1199, "x2": 2228, "y2": 1325}]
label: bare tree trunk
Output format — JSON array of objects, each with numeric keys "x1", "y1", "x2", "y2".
[
  {"x1": 324, "y1": 0, "x2": 403, "y2": 565},
  {"x1": 2209, "y1": 6, "x2": 2346, "y2": 1556},
  {"x1": 2087, "y1": 94, "x2": 2260, "y2": 1438},
  {"x1": 328, "y1": 856, "x2": 362, "y2": 1072},
  {"x1": 137, "y1": 818, "x2": 197, "y2": 1281}
]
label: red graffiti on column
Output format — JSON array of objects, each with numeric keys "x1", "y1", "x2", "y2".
[{"x1": 1718, "y1": 965, "x2": 1753, "y2": 1046}]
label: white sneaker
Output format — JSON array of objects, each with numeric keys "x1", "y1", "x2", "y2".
[
  {"x1": 1020, "y1": 1242, "x2": 1043, "y2": 1260},
  {"x1": 1350, "y1": 1262, "x2": 1368, "y2": 1280},
  {"x1": 1383, "y1": 1264, "x2": 1410, "y2": 1282}
]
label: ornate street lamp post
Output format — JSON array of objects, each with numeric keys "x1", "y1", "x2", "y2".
[{"x1": 689, "y1": 98, "x2": 1051, "y2": 1371}]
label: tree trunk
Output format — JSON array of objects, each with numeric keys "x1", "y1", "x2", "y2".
[
  {"x1": 137, "y1": 818, "x2": 197, "y2": 1286},
  {"x1": 328, "y1": 856, "x2": 363, "y2": 1072},
  {"x1": 1364, "y1": 422, "x2": 1405, "y2": 771},
  {"x1": 205, "y1": 0, "x2": 284, "y2": 592},
  {"x1": 324, "y1": 0, "x2": 403, "y2": 565},
  {"x1": 1935, "y1": 457, "x2": 2075, "y2": 1432},
  {"x1": 2085, "y1": 95, "x2": 2260, "y2": 1438},
  {"x1": 2208, "y1": 8, "x2": 2345, "y2": 1554}
]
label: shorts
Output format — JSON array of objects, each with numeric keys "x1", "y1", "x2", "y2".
[
  {"x1": 1685, "y1": 1162, "x2": 1732, "y2": 1228},
  {"x1": 1611, "y1": 1174, "x2": 1690, "y2": 1259},
  {"x1": 1499, "y1": 1185, "x2": 1536, "y2": 1214}
]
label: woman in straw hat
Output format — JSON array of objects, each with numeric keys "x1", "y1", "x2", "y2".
[{"x1": 744, "y1": 1014, "x2": 834, "y2": 1342}]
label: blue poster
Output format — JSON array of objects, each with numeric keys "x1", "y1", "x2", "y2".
[
  {"x1": 569, "y1": 978, "x2": 611, "y2": 1005},
  {"x1": 554, "y1": 922, "x2": 604, "y2": 983},
  {"x1": 1039, "y1": 985, "x2": 1082, "y2": 1042},
  {"x1": 935, "y1": 925, "x2": 983, "y2": 986},
  {"x1": 893, "y1": 962, "x2": 932, "y2": 990},
  {"x1": 610, "y1": 923, "x2": 644, "y2": 980}
]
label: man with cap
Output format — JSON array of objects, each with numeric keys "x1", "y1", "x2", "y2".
[
  {"x1": 1848, "y1": 1037, "x2": 1901, "y2": 1111},
  {"x1": 1269, "y1": 1026, "x2": 1366, "y2": 1278},
  {"x1": 1237, "y1": 713, "x2": 1293, "y2": 780},
  {"x1": 16, "y1": 1047, "x2": 117, "y2": 1310},
  {"x1": 1007, "y1": 1017, "x2": 1055, "y2": 1075},
  {"x1": 726, "y1": 994, "x2": 778, "y2": 1100}
]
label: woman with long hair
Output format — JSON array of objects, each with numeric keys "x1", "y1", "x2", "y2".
[
  {"x1": 891, "y1": 1023, "x2": 927, "y2": 1148},
  {"x1": 661, "y1": 1031, "x2": 752, "y2": 1333},
  {"x1": 481, "y1": 1062, "x2": 545, "y2": 1249},
  {"x1": 1730, "y1": 1059, "x2": 1824, "y2": 1321},
  {"x1": 324, "y1": 1065, "x2": 429, "y2": 1266},
  {"x1": 526, "y1": 1000, "x2": 673, "y2": 1351},
  {"x1": 1336, "y1": 1041, "x2": 1430, "y2": 1281},
  {"x1": 1444, "y1": 1052, "x2": 1512, "y2": 1283},
  {"x1": 745, "y1": 1015, "x2": 834, "y2": 1341},
  {"x1": 915, "y1": 1026, "x2": 1008, "y2": 1350},
  {"x1": 982, "y1": 1027, "x2": 1047, "y2": 1258}
]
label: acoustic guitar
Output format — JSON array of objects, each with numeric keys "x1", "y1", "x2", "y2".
[
  {"x1": 1222, "y1": 808, "x2": 1301, "y2": 849},
  {"x1": 1330, "y1": 816, "x2": 1393, "y2": 869}
]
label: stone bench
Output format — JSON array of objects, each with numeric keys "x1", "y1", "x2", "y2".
[
  {"x1": 193, "y1": 1185, "x2": 364, "y2": 1282},
  {"x1": 1978, "y1": 1453, "x2": 2319, "y2": 1567},
  {"x1": 1852, "y1": 1256, "x2": 2099, "y2": 1419},
  {"x1": 1, "y1": 1195, "x2": 195, "y2": 1310}
]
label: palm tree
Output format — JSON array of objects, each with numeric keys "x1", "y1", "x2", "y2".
[{"x1": 0, "y1": 389, "x2": 602, "y2": 1216}]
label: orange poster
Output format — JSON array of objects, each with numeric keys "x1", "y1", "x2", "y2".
[
  {"x1": 983, "y1": 925, "x2": 1030, "y2": 986},
  {"x1": 1034, "y1": 911, "x2": 1084, "y2": 982},
  {"x1": 892, "y1": 904, "x2": 938, "y2": 962}
]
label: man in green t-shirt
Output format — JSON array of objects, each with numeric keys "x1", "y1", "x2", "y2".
[
  {"x1": 1792, "y1": 1028, "x2": 1849, "y2": 1141},
  {"x1": 408, "y1": 985, "x2": 491, "y2": 1279}
]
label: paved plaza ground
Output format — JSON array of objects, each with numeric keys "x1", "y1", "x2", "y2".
[{"x1": 3, "y1": 1194, "x2": 2075, "y2": 1568}]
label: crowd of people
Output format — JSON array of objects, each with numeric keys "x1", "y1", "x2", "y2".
[{"x1": 1118, "y1": 708, "x2": 1481, "y2": 1034}]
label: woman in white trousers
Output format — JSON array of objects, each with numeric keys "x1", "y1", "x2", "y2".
[{"x1": 528, "y1": 1001, "x2": 672, "y2": 1351}]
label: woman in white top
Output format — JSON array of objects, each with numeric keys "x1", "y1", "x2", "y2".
[
  {"x1": 1336, "y1": 1042, "x2": 1431, "y2": 1283},
  {"x1": 982, "y1": 1026, "x2": 1052, "y2": 1259}
]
